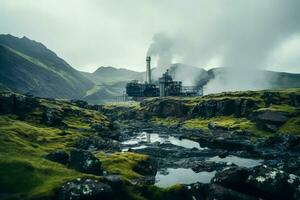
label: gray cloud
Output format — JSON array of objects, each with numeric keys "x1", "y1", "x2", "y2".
[{"x1": 0, "y1": 0, "x2": 299, "y2": 74}]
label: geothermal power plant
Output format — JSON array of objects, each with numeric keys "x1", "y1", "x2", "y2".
[{"x1": 125, "y1": 56, "x2": 203, "y2": 100}]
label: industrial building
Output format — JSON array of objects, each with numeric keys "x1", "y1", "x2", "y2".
[{"x1": 125, "y1": 56, "x2": 203, "y2": 100}]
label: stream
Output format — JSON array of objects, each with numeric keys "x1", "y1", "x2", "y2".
[{"x1": 121, "y1": 131, "x2": 263, "y2": 188}]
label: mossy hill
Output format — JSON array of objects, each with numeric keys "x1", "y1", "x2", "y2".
[
  {"x1": 103, "y1": 88, "x2": 300, "y2": 138},
  {"x1": 0, "y1": 34, "x2": 93, "y2": 99},
  {"x1": 0, "y1": 91, "x2": 169, "y2": 200},
  {"x1": 1, "y1": 88, "x2": 300, "y2": 200}
]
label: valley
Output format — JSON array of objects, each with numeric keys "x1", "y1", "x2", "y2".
[{"x1": 0, "y1": 88, "x2": 300, "y2": 199}]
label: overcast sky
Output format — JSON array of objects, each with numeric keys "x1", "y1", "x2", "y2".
[{"x1": 0, "y1": 0, "x2": 299, "y2": 73}]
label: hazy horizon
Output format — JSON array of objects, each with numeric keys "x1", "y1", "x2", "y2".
[{"x1": 1, "y1": 0, "x2": 300, "y2": 73}]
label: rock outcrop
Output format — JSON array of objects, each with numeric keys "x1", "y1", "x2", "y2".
[
  {"x1": 255, "y1": 111, "x2": 290, "y2": 132},
  {"x1": 69, "y1": 149, "x2": 102, "y2": 175},
  {"x1": 190, "y1": 98, "x2": 257, "y2": 118},
  {"x1": 44, "y1": 150, "x2": 69, "y2": 165},
  {"x1": 58, "y1": 178, "x2": 112, "y2": 200}
]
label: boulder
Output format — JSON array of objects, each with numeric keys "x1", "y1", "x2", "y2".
[
  {"x1": 69, "y1": 149, "x2": 102, "y2": 175},
  {"x1": 188, "y1": 182, "x2": 210, "y2": 200},
  {"x1": 101, "y1": 175, "x2": 124, "y2": 189},
  {"x1": 192, "y1": 161, "x2": 227, "y2": 173},
  {"x1": 212, "y1": 167, "x2": 251, "y2": 192},
  {"x1": 75, "y1": 136, "x2": 121, "y2": 152},
  {"x1": 262, "y1": 134, "x2": 300, "y2": 151},
  {"x1": 133, "y1": 157, "x2": 157, "y2": 176},
  {"x1": 255, "y1": 111, "x2": 289, "y2": 132},
  {"x1": 42, "y1": 108, "x2": 64, "y2": 126},
  {"x1": 44, "y1": 150, "x2": 69, "y2": 165},
  {"x1": 289, "y1": 93, "x2": 300, "y2": 106},
  {"x1": 207, "y1": 184, "x2": 258, "y2": 200},
  {"x1": 58, "y1": 178, "x2": 112, "y2": 200},
  {"x1": 263, "y1": 92, "x2": 280, "y2": 106},
  {"x1": 246, "y1": 165, "x2": 300, "y2": 200},
  {"x1": 208, "y1": 122, "x2": 217, "y2": 130}
]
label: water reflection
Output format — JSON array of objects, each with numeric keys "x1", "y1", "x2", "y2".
[
  {"x1": 155, "y1": 168, "x2": 216, "y2": 188},
  {"x1": 122, "y1": 132, "x2": 204, "y2": 150},
  {"x1": 207, "y1": 155, "x2": 263, "y2": 168}
]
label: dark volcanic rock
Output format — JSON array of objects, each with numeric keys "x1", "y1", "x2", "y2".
[
  {"x1": 212, "y1": 167, "x2": 251, "y2": 192},
  {"x1": 191, "y1": 100, "x2": 217, "y2": 118},
  {"x1": 42, "y1": 108, "x2": 64, "y2": 126},
  {"x1": 133, "y1": 157, "x2": 157, "y2": 176},
  {"x1": 207, "y1": 184, "x2": 258, "y2": 200},
  {"x1": 58, "y1": 178, "x2": 112, "y2": 200},
  {"x1": 218, "y1": 150, "x2": 229, "y2": 158},
  {"x1": 70, "y1": 99, "x2": 88, "y2": 108},
  {"x1": 191, "y1": 98, "x2": 257, "y2": 118},
  {"x1": 235, "y1": 99, "x2": 258, "y2": 117},
  {"x1": 188, "y1": 182, "x2": 210, "y2": 200},
  {"x1": 44, "y1": 150, "x2": 69, "y2": 165},
  {"x1": 261, "y1": 134, "x2": 300, "y2": 151},
  {"x1": 101, "y1": 175, "x2": 124, "y2": 189},
  {"x1": 69, "y1": 149, "x2": 102, "y2": 175},
  {"x1": 263, "y1": 91, "x2": 280, "y2": 106},
  {"x1": 91, "y1": 123, "x2": 109, "y2": 132},
  {"x1": 246, "y1": 165, "x2": 300, "y2": 200},
  {"x1": 192, "y1": 161, "x2": 227, "y2": 173},
  {"x1": 0, "y1": 93, "x2": 38, "y2": 118},
  {"x1": 141, "y1": 98, "x2": 189, "y2": 118},
  {"x1": 289, "y1": 93, "x2": 300, "y2": 106},
  {"x1": 255, "y1": 111, "x2": 289, "y2": 132},
  {"x1": 75, "y1": 136, "x2": 121, "y2": 152}
]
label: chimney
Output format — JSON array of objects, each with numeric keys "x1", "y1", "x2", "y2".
[{"x1": 146, "y1": 56, "x2": 151, "y2": 84}]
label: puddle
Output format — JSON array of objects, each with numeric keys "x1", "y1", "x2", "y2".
[
  {"x1": 155, "y1": 168, "x2": 216, "y2": 188},
  {"x1": 122, "y1": 132, "x2": 205, "y2": 150},
  {"x1": 207, "y1": 155, "x2": 263, "y2": 168},
  {"x1": 168, "y1": 136, "x2": 204, "y2": 150},
  {"x1": 122, "y1": 145, "x2": 148, "y2": 152}
]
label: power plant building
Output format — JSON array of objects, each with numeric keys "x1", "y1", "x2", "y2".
[{"x1": 126, "y1": 56, "x2": 203, "y2": 100}]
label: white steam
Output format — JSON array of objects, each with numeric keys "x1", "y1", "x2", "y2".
[{"x1": 146, "y1": 0, "x2": 300, "y2": 93}]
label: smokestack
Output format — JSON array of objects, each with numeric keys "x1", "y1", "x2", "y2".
[{"x1": 146, "y1": 56, "x2": 151, "y2": 84}]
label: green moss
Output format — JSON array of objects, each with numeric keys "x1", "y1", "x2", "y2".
[
  {"x1": 96, "y1": 152, "x2": 148, "y2": 180},
  {"x1": 151, "y1": 117, "x2": 180, "y2": 127},
  {"x1": 63, "y1": 116, "x2": 90, "y2": 129},
  {"x1": 183, "y1": 116, "x2": 270, "y2": 138},
  {"x1": 0, "y1": 115, "x2": 95, "y2": 199},
  {"x1": 140, "y1": 184, "x2": 189, "y2": 200},
  {"x1": 0, "y1": 157, "x2": 87, "y2": 199},
  {"x1": 278, "y1": 116, "x2": 300, "y2": 135},
  {"x1": 256, "y1": 104, "x2": 298, "y2": 114},
  {"x1": 183, "y1": 118, "x2": 210, "y2": 131}
]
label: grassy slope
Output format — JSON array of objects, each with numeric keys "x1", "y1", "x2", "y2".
[{"x1": 0, "y1": 95, "x2": 150, "y2": 200}]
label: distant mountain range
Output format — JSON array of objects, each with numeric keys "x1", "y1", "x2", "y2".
[
  {"x1": 0, "y1": 34, "x2": 300, "y2": 104},
  {"x1": 0, "y1": 34, "x2": 93, "y2": 99}
]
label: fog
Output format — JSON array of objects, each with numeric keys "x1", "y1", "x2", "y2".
[
  {"x1": 1, "y1": 0, "x2": 300, "y2": 93},
  {"x1": 145, "y1": 1, "x2": 300, "y2": 93}
]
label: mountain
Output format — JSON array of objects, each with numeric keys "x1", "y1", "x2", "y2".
[
  {"x1": 83, "y1": 66, "x2": 144, "y2": 83},
  {"x1": 0, "y1": 34, "x2": 94, "y2": 99},
  {"x1": 80, "y1": 67, "x2": 143, "y2": 103},
  {"x1": 1, "y1": 34, "x2": 299, "y2": 103}
]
